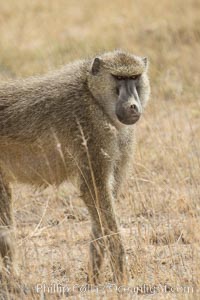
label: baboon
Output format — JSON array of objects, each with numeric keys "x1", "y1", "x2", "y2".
[{"x1": 0, "y1": 50, "x2": 150, "y2": 283}]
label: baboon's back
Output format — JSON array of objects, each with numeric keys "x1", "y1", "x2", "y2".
[{"x1": 0, "y1": 62, "x2": 89, "y2": 142}]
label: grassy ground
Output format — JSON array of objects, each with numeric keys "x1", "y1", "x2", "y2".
[{"x1": 0, "y1": 0, "x2": 200, "y2": 299}]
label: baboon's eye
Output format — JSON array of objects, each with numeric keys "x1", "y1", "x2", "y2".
[
  {"x1": 130, "y1": 74, "x2": 141, "y2": 80},
  {"x1": 112, "y1": 75, "x2": 126, "y2": 81}
]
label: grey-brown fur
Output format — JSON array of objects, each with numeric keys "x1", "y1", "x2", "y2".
[{"x1": 0, "y1": 50, "x2": 150, "y2": 283}]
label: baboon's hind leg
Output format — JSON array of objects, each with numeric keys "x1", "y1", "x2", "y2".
[{"x1": 0, "y1": 168, "x2": 15, "y2": 272}]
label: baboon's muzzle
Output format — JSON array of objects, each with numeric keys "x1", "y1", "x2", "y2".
[{"x1": 115, "y1": 79, "x2": 142, "y2": 125}]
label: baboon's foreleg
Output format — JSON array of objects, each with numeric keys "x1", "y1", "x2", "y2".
[
  {"x1": 113, "y1": 141, "x2": 133, "y2": 201},
  {"x1": 80, "y1": 169, "x2": 126, "y2": 284},
  {"x1": 0, "y1": 168, "x2": 14, "y2": 272}
]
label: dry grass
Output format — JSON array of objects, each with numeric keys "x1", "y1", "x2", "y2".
[{"x1": 0, "y1": 0, "x2": 200, "y2": 299}]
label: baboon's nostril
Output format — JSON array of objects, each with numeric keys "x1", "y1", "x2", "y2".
[{"x1": 130, "y1": 104, "x2": 138, "y2": 112}]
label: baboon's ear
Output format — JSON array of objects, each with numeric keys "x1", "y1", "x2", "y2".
[
  {"x1": 90, "y1": 57, "x2": 101, "y2": 75},
  {"x1": 142, "y1": 57, "x2": 149, "y2": 69}
]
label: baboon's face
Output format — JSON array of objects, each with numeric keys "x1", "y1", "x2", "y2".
[
  {"x1": 88, "y1": 51, "x2": 150, "y2": 126},
  {"x1": 112, "y1": 74, "x2": 143, "y2": 125}
]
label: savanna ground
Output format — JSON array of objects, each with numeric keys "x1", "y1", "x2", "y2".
[{"x1": 0, "y1": 0, "x2": 200, "y2": 299}]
